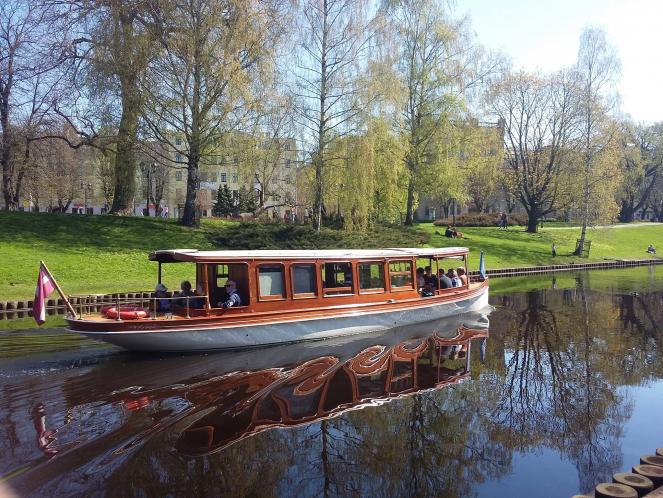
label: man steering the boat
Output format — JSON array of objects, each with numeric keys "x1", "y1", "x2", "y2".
[{"x1": 218, "y1": 280, "x2": 242, "y2": 308}]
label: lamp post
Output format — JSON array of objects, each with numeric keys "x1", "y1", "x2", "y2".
[{"x1": 81, "y1": 182, "x2": 91, "y2": 214}]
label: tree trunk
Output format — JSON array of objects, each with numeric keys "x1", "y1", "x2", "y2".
[
  {"x1": 1, "y1": 89, "x2": 16, "y2": 211},
  {"x1": 618, "y1": 199, "x2": 635, "y2": 223},
  {"x1": 109, "y1": 88, "x2": 140, "y2": 214},
  {"x1": 181, "y1": 155, "x2": 199, "y2": 227},
  {"x1": 526, "y1": 212, "x2": 539, "y2": 233},
  {"x1": 404, "y1": 176, "x2": 415, "y2": 225}
]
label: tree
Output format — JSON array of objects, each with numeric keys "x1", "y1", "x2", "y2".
[
  {"x1": 573, "y1": 27, "x2": 621, "y2": 255},
  {"x1": 213, "y1": 184, "x2": 234, "y2": 217},
  {"x1": 1, "y1": 0, "x2": 65, "y2": 210},
  {"x1": 617, "y1": 122, "x2": 662, "y2": 222},
  {"x1": 295, "y1": 0, "x2": 373, "y2": 230},
  {"x1": 489, "y1": 70, "x2": 577, "y2": 233},
  {"x1": 142, "y1": 0, "x2": 286, "y2": 227},
  {"x1": 383, "y1": 0, "x2": 491, "y2": 225},
  {"x1": 237, "y1": 185, "x2": 257, "y2": 215}
]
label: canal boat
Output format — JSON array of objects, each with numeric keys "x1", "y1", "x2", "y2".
[{"x1": 64, "y1": 247, "x2": 489, "y2": 352}]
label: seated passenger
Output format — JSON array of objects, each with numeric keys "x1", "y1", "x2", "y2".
[
  {"x1": 175, "y1": 280, "x2": 195, "y2": 307},
  {"x1": 424, "y1": 266, "x2": 438, "y2": 289},
  {"x1": 218, "y1": 280, "x2": 241, "y2": 308},
  {"x1": 447, "y1": 269, "x2": 462, "y2": 287},
  {"x1": 439, "y1": 269, "x2": 453, "y2": 289},
  {"x1": 416, "y1": 267, "x2": 426, "y2": 291},
  {"x1": 421, "y1": 282, "x2": 435, "y2": 297},
  {"x1": 154, "y1": 283, "x2": 170, "y2": 312},
  {"x1": 457, "y1": 267, "x2": 468, "y2": 286},
  {"x1": 191, "y1": 283, "x2": 206, "y2": 309}
]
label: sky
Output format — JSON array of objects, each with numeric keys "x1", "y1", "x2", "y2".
[{"x1": 461, "y1": 0, "x2": 663, "y2": 124}]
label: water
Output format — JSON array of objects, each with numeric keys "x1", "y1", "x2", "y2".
[{"x1": 1, "y1": 266, "x2": 662, "y2": 497}]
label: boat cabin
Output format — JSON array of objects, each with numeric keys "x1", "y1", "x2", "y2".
[{"x1": 149, "y1": 248, "x2": 473, "y2": 316}]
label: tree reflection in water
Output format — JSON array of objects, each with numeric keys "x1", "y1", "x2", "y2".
[{"x1": 3, "y1": 270, "x2": 663, "y2": 497}]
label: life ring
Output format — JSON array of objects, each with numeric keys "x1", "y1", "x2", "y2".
[{"x1": 103, "y1": 305, "x2": 149, "y2": 320}]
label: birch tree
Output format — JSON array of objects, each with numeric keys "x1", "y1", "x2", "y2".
[
  {"x1": 142, "y1": 0, "x2": 287, "y2": 226},
  {"x1": 573, "y1": 27, "x2": 621, "y2": 255},
  {"x1": 295, "y1": 0, "x2": 373, "y2": 230}
]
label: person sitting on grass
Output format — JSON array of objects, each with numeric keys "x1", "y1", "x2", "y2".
[
  {"x1": 647, "y1": 244, "x2": 656, "y2": 254},
  {"x1": 444, "y1": 226, "x2": 455, "y2": 238},
  {"x1": 218, "y1": 280, "x2": 241, "y2": 308}
]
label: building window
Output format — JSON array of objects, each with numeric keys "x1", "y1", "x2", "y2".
[
  {"x1": 292, "y1": 264, "x2": 317, "y2": 297},
  {"x1": 175, "y1": 138, "x2": 182, "y2": 146},
  {"x1": 175, "y1": 153, "x2": 182, "y2": 163},
  {"x1": 285, "y1": 143, "x2": 290, "y2": 151},
  {"x1": 232, "y1": 173, "x2": 238, "y2": 183},
  {"x1": 258, "y1": 265, "x2": 285, "y2": 300},
  {"x1": 271, "y1": 176, "x2": 278, "y2": 184},
  {"x1": 175, "y1": 171, "x2": 182, "y2": 181},
  {"x1": 220, "y1": 172, "x2": 227, "y2": 183},
  {"x1": 285, "y1": 159, "x2": 291, "y2": 168},
  {"x1": 285, "y1": 176, "x2": 291, "y2": 185},
  {"x1": 358, "y1": 263, "x2": 385, "y2": 292}
]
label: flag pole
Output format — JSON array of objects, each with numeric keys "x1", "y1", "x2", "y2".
[{"x1": 39, "y1": 261, "x2": 77, "y2": 317}]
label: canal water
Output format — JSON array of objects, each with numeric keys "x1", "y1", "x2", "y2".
[{"x1": 0, "y1": 266, "x2": 662, "y2": 497}]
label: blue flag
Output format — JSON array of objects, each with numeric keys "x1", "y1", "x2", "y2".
[{"x1": 479, "y1": 251, "x2": 486, "y2": 280}]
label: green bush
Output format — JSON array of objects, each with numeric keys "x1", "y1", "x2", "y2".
[
  {"x1": 211, "y1": 223, "x2": 430, "y2": 250},
  {"x1": 432, "y1": 212, "x2": 528, "y2": 227}
]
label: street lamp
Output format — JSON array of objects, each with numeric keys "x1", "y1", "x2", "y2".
[{"x1": 80, "y1": 182, "x2": 92, "y2": 214}]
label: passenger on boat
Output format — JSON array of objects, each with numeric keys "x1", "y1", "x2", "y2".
[
  {"x1": 175, "y1": 281, "x2": 195, "y2": 307},
  {"x1": 416, "y1": 267, "x2": 426, "y2": 291},
  {"x1": 439, "y1": 269, "x2": 453, "y2": 289},
  {"x1": 457, "y1": 267, "x2": 468, "y2": 286},
  {"x1": 424, "y1": 266, "x2": 438, "y2": 289},
  {"x1": 191, "y1": 283, "x2": 206, "y2": 309},
  {"x1": 218, "y1": 280, "x2": 241, "y2": 308},
  {"x1": 155, "y1": 283, "x2": 170, "y2": 312},
  {"x1": 447, "y1": 269, "x2": 462, "y2": 287}
]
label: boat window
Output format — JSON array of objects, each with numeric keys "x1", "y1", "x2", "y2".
[
  {"x1": 389, "y1": 260, "x2": 414, "y2": 291},
  {"x1": 358, "y1": 262, "x2": 385, "y2": 293},
  {"x1": 292, "y1": 264, "x2": 317, "y2": 297},
  {"x1": 212, "y1": 263, "x2": 249, "y2": 307},
  {"x1": 258, "y1": 265, "x2": 286, "y2": 300},
  {"x1": 321, "y1": 262, "x2": 354, "y2": 296}
]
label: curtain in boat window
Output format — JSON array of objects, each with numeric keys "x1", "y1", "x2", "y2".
[{"x1": 259, "y1": 265, "x2": 285, "y2": 297}]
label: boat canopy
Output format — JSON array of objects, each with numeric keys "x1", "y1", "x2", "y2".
[{"x1": 149, "y1": 247, "x2": 469, "y2": 263}]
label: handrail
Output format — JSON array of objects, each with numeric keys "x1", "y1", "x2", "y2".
[{"x1": 69, "y1": 292, "x2": 210, "y2": 320}]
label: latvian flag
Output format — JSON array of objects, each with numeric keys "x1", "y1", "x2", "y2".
[{"x1": 34, "y1": 264, "x2": 56, "y2": 325}]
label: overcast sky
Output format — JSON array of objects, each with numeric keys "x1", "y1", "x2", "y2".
[{"x1": 461, "y1": 0, "x2": 662, "y2": 124}]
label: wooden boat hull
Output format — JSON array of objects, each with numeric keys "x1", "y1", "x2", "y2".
[{"x1": 67, "y1": 284, "x2": 489, "y2": 352}]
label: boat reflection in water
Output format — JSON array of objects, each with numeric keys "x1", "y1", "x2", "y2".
[{"x1": 112, "y1": 313, "x2": 489, "y2": 457}]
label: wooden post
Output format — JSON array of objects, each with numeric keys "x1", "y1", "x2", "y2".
[{"x1": 40, "y1": 261, "x2": 77, "y2": 317}]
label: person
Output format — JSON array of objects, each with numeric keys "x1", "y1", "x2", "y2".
[
  {"x1": 647, "y1": 244, "x2": 656, "y2": 254},
  {"x1": 439, "y1": 269, "x2": 453, "y2": 289},
  {"x1": 552, "y1": 242, "x2": 557, "y2": 257},
  {"x1": 154, "y1": 283, "x2": 170, "y2": 312},
  {"x1": 424, "y1": 266, "x2": 438, "y2": 289},
  {"x1": 497, "y1": 212, "x2": 504, "y2": 229},
  {"x1": 447, "y1": 269, "x2": 461, "y2": 287},
  {"x1": 444, "y1": 226, "x2": 455, "y2": 238},
  {"x1": 456, "y1": 267, "x2": 468, "y2": 286},
  {"x1": 501, "y1": 212, "x2": 508, "y2": 230},
  {"x1": 176, "y1": 280, "x2": 195, "y2": 307},
  {"x1": 416, "y1": 267, "x2": 426, "y2": 291},
  {"x1": 218, "y1": 279, "x2": 241, "y2": 308},
  {"x1": 191, "y1": 283, "x2": 206, "y2": 309}
]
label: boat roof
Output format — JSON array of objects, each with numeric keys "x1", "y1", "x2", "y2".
[{"x1": 149, "y1": 247, "x2": 469, "y2": 263}]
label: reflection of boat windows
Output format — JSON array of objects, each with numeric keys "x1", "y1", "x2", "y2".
[
  {"x1": 358, "y1": 262, "x2": 386, "y2": 293},
  {"x1": 322, "y1": 262, "x2": 354, "y2": 296},
  {"x1": 389, "y1": 260, "x2": 414, "y2": 290},
  {"x1": 292, "y1": 264, "x2": 317, "y2": 297},
  {"x1": 258, "y1": 265, "x2": 285, "y2": 300}
]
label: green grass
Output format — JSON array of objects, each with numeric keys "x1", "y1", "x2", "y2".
[
  {"x1": 0, "y1": 211, "x2": 428, "y2": 301},
  {"x1": 419, "y1": 222, "x2": 663, "y2": 271},
  {"x1": 0, "y1": 211, "x2": 661, "y2": 302}
]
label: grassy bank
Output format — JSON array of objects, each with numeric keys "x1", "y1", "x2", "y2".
[
  {"x1": 0, "y1": 211, "x2": 428, "y2": 300},
  {"x1": 418, "y1": 222, "x2": 663, "y2": 271}
]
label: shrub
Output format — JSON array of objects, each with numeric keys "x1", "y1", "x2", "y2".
[
  {"x1": 210, "y1": 223, "x2": 430, "y2": 250},
  {"x1": 432, "y1": 212, "x2": 528, "y2": 227}
]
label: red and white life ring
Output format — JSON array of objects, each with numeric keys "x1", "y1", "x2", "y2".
[{"x1": 103, "y1": 304, "x2": 149, "y2": 320}]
